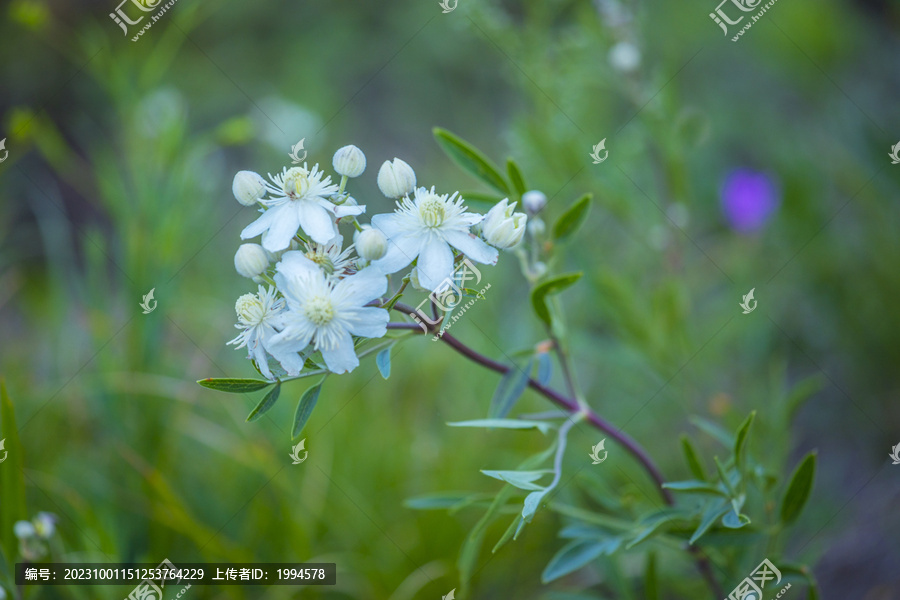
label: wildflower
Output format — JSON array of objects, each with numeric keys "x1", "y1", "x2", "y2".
[
  {"x1": 608, "y1": 41, "x2": 641, "y2": 73},
  {"x1": 721, "y1": 169, "x2": 780, "y2": 233},
  {"x1": 269, "y1": 253, "x2": 388, "y2": 374},
  {"x1": 301, "y1": 236, "x2": 355, "y2": 278},
  {"x1": 332, "y1": 145, "x2": 366, "y2": 178},
  {"x1": 232, "y1": 171, "x2": 267, "y2": 206},
  {"x1": 355, "y1": 226, "x2": 388, "y2": 261},
  {"x1": 370, "y1": 186, "x2": 498, "y2": 291},
  {"x1": 228, "y1": 286, "x2": 304, "y2": 379},
  {"x1": 241, "y1": 165, "x2": 365, "y2": 250},
  {"x1": 482, "y1": 199, "x2": 527, "y2": 249},
  {"x1": 521, "y1": 190, "x2": 547, "y2": 213},
  {"x1": 376, "y1": 158, "x2": 417, "y2": 198},
  {"x1": 234, "y1": 243, "x2": 269, "y2": 278}
]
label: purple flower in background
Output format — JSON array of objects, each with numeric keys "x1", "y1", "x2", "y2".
[{"x1": 721, "y1": 169, "x2": 780, "y2": 233}]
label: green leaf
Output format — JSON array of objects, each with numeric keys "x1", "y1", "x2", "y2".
[
  {"x1": 197, "y1": 378, "x2": 274, "y2": 393},
  {"x1": 489, "y1": 359, "x2": 533, "y2": 419},
  {"x1": 506, "y1": 158, "x2": 527, "y2": 196},
  {"x1": 541, "y1": 538, "x2": 619, "y2": 583},
  {"x1": 375, "y1": 346, "x2": 392, "y2": 379},
  {"x1": 662, "y1": 480, "x2": 726, "y2": 496},
  {"x1": 404, "y1": 492, "x2": 484, "y2": 511},
  {"x1": 627, "y1": 509, "x2": 689, "y2": 549},
  {"x1": 481, "y1": 470, "x2": 552, "y2": 491},
  {"x1": 492, "y1": 514, "x2": 522, "y2": 554},
  {"x1": 246, "y1": 380, "x2": 281, "y2": 422},
  {"x1": 784, "y1": 375, "x2": 824, "y2": 423},
  {"x1": 458, "y1": 485, "x2": 517, "y2": 594},
  {"x1": 433, "y1": 128, "x2": 510, "y2": 194},
  {"x1": 447, "y1": 418, "x2": 553, "y2": 435},
  {"x1": 536, "y1": 353, "x2": 553, "y2": 385},
  {"x1": 721, "y1": 509, "x2": 751, "y2": 529},
  {"x1": 733, "y1": 411, "x2": 755, "y2": 469},
  {"x1": 689, "y1": 416, "x2": 734, "y2": 447},
  {"x1": 644, "y1": 553, "x2": 659, "y2": 600},
  {"x1": 552, "y1": 194, "x2": 592, "y2": 240},
  {"x1": 680, "y1": 435, "x2": 707, "y2": 480},
  {"x1": 714, "y1": 456, "x2": 739, "y2": 497},
  {"x1": 780, "y1": 452, "x2": 816, "y2": 524},
  {"x1": 292, "y1": 382, "x2": 323, "y2": 438},
  {"x1": 460, "y1": 191, "x2": 506, "y2": 207},
  {"x1": 689, "y1": 498, "x2": 730, "y2": 544},
  {"x1": 0, "y1": 381, "x2": 27, "y2": 565},
  {"x1": 531, "y1": 273, "x2": 583, "y2": 325}
]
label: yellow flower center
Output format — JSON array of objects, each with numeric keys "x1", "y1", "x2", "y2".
[
  {"x1": 304, "y1": 295, "x2": 335, "y2": 326},
  {"x1": 305, "y1": 251, "x2": 335, "y2": 275},
  {"x1": 235, "y1": 294, "x2": 263, "y2": 323},
  {"x1": 283, "y1": 167, "x2": 311, "y2": 198},
  {"x1": 419, "y1": 197, "x2": 446, "y2": 227}
]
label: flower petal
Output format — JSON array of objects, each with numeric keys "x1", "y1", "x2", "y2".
[
  {"x1": 343, "y1": 306, "x2": 389, "y2": 339},
  {"x1": 370, "y1": 232, "x2": 421, "y2": 275},
  {"x1": 260, "y1": 208, "x2": 302, "y2": 252},
  {"x1": 371, "y1": 213, "x2": 408, "y2": 238},
  {"x1": 241, "y1": 204, "x2": 285, "y2": 240},
  {"x1": 416, "y1": 239, "x2": 455, "y2": 291},
  {"x1": 333, "y1": 267, "x2": 388, "y2": 306},
  {"x1": 268, "y1": 313, "x2": 315, "y2": 354},
  {"x1": 443, "y1": 229, "x2": 499, "y2": 265},
  {"x1": 320, "y1": 330, "x2": 359, "y2": 374},
  {"x1": 297, "y1": 201, "x2": 338, "y2": 244},
  {"x1": 332, "y1": 203, "x2": 366, "y2": 218}
]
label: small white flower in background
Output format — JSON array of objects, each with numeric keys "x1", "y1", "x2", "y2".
[
  {"x1": 528, "y1": 216, "x2": 546, "y2": 237},
  {"x1": 377, "y1": 158, "x2": 417, "y2": 199},
  {"x1": 332, "y1": 144, "x2": 367, "y2": 178},
  {"x1": 370, "y1": 186, "x2": 498, "y2": 291},
  {"x1": 355, "y1": 226, "x2": 388, "y2": 261},
  {"x1": 13, "y1": 521, "x2": 36, "y2": 539},
  {"x1": 33, "y1": 513, "x2": 57, "y2": 539},
  {"x1": 608, "y1": 41, "x2": 641, "y2": 73},
  {"x1": 232, "y1": 170, "x2": 267, "y2": 206},
  {"x1": 241, "y1": 164, "x2": 365, "y2": 250},
  {"x1": 482, "y1": 199, "x2": 527, "y2": 249},
  {"x1": 302, "y1": 237, "x2": 355, "y2": 278},
  {"x1": 228, "y1": 286, "x2": 304, "y2": 379},
  {"x1": 269, "y1": 253, "x2": 389, "y2": 374},
  {"x1": 0, "y1": 583, "x2": 6, "y2": 600},
  {"x1": 234, "y1": 243, "x2": 270, "y2": 278},
  {"x1": 521, "y1": 190, "x2": 547, "y2": 213}
]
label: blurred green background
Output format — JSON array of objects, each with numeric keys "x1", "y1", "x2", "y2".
[{"x1": 1, "y1": 0, "x2": 899, "y2": 598}]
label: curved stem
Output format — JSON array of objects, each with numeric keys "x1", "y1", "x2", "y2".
[{"x1": 387, "y1": 305, "x2": 723, "y2": 597}]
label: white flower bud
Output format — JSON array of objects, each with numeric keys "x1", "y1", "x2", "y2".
[
  {"x1": 354, "y1": 227, "x2": 388, "y2": 261},
  {"x1": 528, "y1": 216, "x2": 546, "y2": 237},
  {"x1": 234, "y1": 243, "x2": 269, "y2": 278},
  {"x1": 482, "y1": 199, "x2": 527, "y2": 249},
  {"x1": 14, "y1": 521, "x2": 36, "y2": 540},
  {"x1": 608, "y1": 41, "x2": 641, "y2": 73},
  {"x1": 232, "y1": 170, "x2": 267, "y2": 206},
  {"x1": 377, "y1": 158, "x2": 416, "y2": 198},
  {"x1": 521, "y1": 190, "x2": 547, "y2": 213},
  {"x1": 332, "y1": 144, "x2": 366, "y2": 178}
]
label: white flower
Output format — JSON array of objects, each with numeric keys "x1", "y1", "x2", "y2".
[
  {"x1": 355, "y1": 226, "x2": 388, "y2": 261},
  {"x1": 528, "y1": 216, "x2": 546, "y2": 237},
  {"x1": 369, "y1": 186, "x2": 498, "y2": 291},
  {"x1": 13, "y1": 521, "x2": 35, "y2": 539},
  {"x1": 608, "y1": 41, "x2": 641, "y2": 73},
  {"x1": 376, "y1": 158, "x2": 417, "y2": 198},
  {"x1": 234, "y1": 243, "x2": 269, "y2": 278},
  {"x1": 269, "y1": 253, "x2": 389, "y2": 374},
  {"x1": 233, "y1": 170, "x2": 267, "y2": 206},
  {"x1": 302, "y1": 236, "x2": 355, "y2": 278},
  {"x1": 241, "y1": 165, "x2": 365, "y2": 251},
  {"x1": 33, "y1": 513, "x2": 56, "y2": 539},
  {"x1": 332, "y1": 145, "x2": 366, "y2": 178},
  {"x1": 482, "y1": 199, "x2": 527, "y2": 249},
  {"x1": 228, "y1": 286, "x2": 304, "y2": 380},
  {"x1": 521, "y1": 190, "x2": 547, "y2": 213}
]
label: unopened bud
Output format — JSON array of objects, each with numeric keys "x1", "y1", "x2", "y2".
[
  {"x1": 377, "y1": 158, "x2": 416, "y2": 198},
  {"x1": 332, "y1": 144, "x2": 366, "y2": 178},
  {"x1": 232, "y1": 170, "x2": 267, "y2": 206},
  {"x1": 234, "y1": 243, "x2": 269, "y2": 278}
]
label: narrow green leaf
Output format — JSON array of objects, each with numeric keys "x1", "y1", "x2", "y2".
[
  {"x1": 780, "y1": 452, "x2": 817, "y2": 524},
  {"x1": 458, "y1": 485, "x2": 517, "y2": 593},
  {"x1": 0, "y1": 381, "x2": 27, "y2": 565},
  {"x1": 404, "y1": 492, "x2": 483, "y2": 511},
  {"x1": 689, "y1": 498, "x2": 730, "y2": 544},
  {"x1": 246, "y1": 380, "x2": 281, "y2": 422},
  {"x1": 489, "y1": 359, "x2": 533, "y2": 419},
  {"x1": 734, "y1": 411, "x2": 755, "y2": 469},
  {"x1": 447, "y1": 419, "x2": 553, "y2": 435},
  {"x1": 375, "y1": 346, "x2": 392, "y2": 379},
  {"x1": 541, "y1": 538, "x2": 618, "y2": 584},
  {"x1": 492, "y1": 514, "x2": 522, "y2": 554},
  {"x1": 459, "y1": 191, "x2": 506, "y2": 207},
  {"x1": 680, "y1": 435, "x2": 707, "y2": 480},
  {"x1": 506, "y1": 158, "x2": 527, "y2": 196},
  {"x1": 481, "y1": 469, "x2": 552, "y2": 491},
  {"x1": 627, "y1": 509, "x2": 689, "y2": 549},
  {"x1": 521, "y1": 489, "x2": 548, "y2": 524},
  {"x1": 644, "y1": 553, "x2": 659, "y2": 600},
  {"x1": 722, "y1": 509, "x2": 751, "y2": 529},
  {"x1": 689, "y1": 416, "x2": 734, "y2": 447},
  {"x1": 784, "y1": 375, "x2": 824, "y2": 423},
  {"x1": 292, "y1": 382, "x2": 323, "y2": 438},
  {"x1": 662, "y1": 480, "x2": 727, "y2": 496},
  {"x1": 531, "y1": 273, "x2": 583, "y2": 325},
  {"x1": 197, "y1": 378, "x2": 274, "y2": 393},
  {"x1": 433, "y1": 128, "x2": 510, "y2": 194},
  {"x1": 552, "y1": 194, "x2": 592, "y2": 240}
]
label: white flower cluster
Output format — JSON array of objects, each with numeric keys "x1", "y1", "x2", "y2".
[{"x1": 228, "y1": 144, "x2": 527, "y2": 377}]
